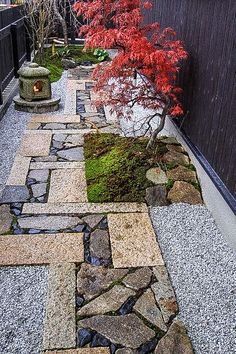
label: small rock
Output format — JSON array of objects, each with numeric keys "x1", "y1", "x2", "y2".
[
  {"x1": 166, "y1": 166, "x2": 197, "y2": 183},
  {"x1": 28, "y1": 169, "x2": 49, "y2": 182},
  {"x1": 61, "y1": 58, "x2": 76, "y2": 69},
  {"x1": 57, "y1": 147, "x2": 84, "y2": 161},
  {"x1": 83, "y1": 214, "x2": 105, "y2": 229},
  {"x1": 91, "y1": 333, "x2": 111, "y2": 347},
  {"x1": 162, "y1": 152, "x2": 189, "y2": 165},
  {"x1": 0, "y1": 205, "x2": 13, "y2": 234},
  {"x1": 123, "y1": 268, "x2": 152, "y2": 291},
  {"x1": 166, "y1": 144, "x2": 184, "y2": 153},
  {"x1": 167, "y1": 181, "x2": 203, "y2": 205},
  {"x1": 159, "y1": 137, "x2": 179, "y2": 145},
  {"x1": 77, "y1": 263, "x2": 128, "y2": 301},
  {"x1": 77, "y1": 328, "x2": 92, "y2": 347},
  {"x1": 146, "y1": 168, "x2": 168, "y2": 185},
  {"x1": 154, "y1": 320, "x2": 194, "y2": 354},
  {"x1": 118, "y1": 296, "x2": 136, "y2": 315},
  {"x1": 145, "y1": 186, "x2": 168, "y2": 206},
  {"x1": 138, "y1": 337, "x2": 159, "y2": 354},
  {"x1": 53, "y1": 140, "x2": 64, "y2": 149},
  {"x1": 90, "y1": 229, "x2": 111, "y2": 260},
  {"x1": 76, "y1": 295, "x2": 84, "y2": 308},
  {"x1": 0, "y1": 186, "x2": 29, "y2": 203},
  {"x1": 31, "y1": 183, "x2": 47, "y2": 198}
]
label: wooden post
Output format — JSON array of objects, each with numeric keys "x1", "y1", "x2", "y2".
[
  {"x1": 11, "y1": 23, "x2": 20, "y2": 78},
  {"x1": 24, "y1": 19, "x2": 31, "y2": 61}
]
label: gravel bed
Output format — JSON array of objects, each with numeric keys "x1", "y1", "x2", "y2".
[
  {"x1": 0, "y1": 71, "x2": 67, "y2": 197},
  {"x1": 150, "y1": 203, "x2": 236, "y2": 354},
  {"x1": 0, "y1": 266, "x2": 48, "y2": 354}
]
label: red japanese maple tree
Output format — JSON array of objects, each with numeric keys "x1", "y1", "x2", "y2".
[{"x1": 74, "y1": 0, "x2": 187, "y2": 147}]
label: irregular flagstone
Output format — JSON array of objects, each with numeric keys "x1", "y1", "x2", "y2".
[
  {"x1": 162, "y1": 151, "x2": 189, "y2": 165},
  {"x1": 65, "y1": 134, "x2": 84, "y2": 146},
  {"x1": 18, "y1": 215, "x2": 82, "y2": 230},
  {"x1": 19, "y1": 131, "x2": 51, "y2": 157},
  {"x1": 57, "y1": 147, "x2": 84, "y2": 161},
  {"x1": 31, "y1": 183, "x2": 47, "y2": 198},
  {"x1": 108, "y1": 213, "x2": 164, "y2": 268},
  {"x1": 28, "y1": 169, "x2": 49, "y2": 182},
  {"x1": 151, "y1": 266, "x2": 178, "y2": 323},
  {"x1": 43, "y1": 123, "x2": 66, "y2": 130},
  {"x1": 31, "y1": 114, "x2": 81, "y2": 123},
  {"x1": 48, "y1": 169, "x2": 88, "y2": 203},
  {"x1": 0, "y1": 205, "x2": 13, "y2": 234},
  {"x1": 145, "y1": 186, "x2": 168, "y2": 207},
  {"x1": 146, "y1": 168, "x2": 168, "y2": 185},
  {"x1": 30, "y1": 161, "x2": 85, "y2": 170},
  {"x1": 154, "y1": 320, "x2": 194, "y2": 354},
  {"x1": 167, "y1": 181, "x2": 203, "y2": 205},
  {"x1": 133, "y1": 289, "x2": 167, "y2": 332},
  {"x1": 78, "y1": 285, "x2": 135, "y2": 317},
  {"x1": 43, "y1": 263, "x2": 76, "y2": 350},
  {"x1": 90, "y1": 229, "x2": 111, "y2": 260},
  {"x1": 79, "y1": 314, "x2": 155, "y2": 348},
  {"x1": 22, "y1": 202, "x2": 148, "y2": 215},
  {"x1": 166, "y1": 166, "x2": 197, "y2": 183},
  {"x1": 7, "y1": 155, "x2": 31, "y2": 185},
  {"x1": 82, "y1": 214, "x2": 104, "y2": 229},
  {"x1": 0, "y1": 186, "x2": 29, "y2": 203},
  {"x1": 122, "y1": 267, "x2": 152, "y2": 290},
  {"x1": 0, "y1": 233, "x2": 84, "y2": 265},
  {"x1": 77, "y1": 263, "x2": 128, "y2": 301},
  {"x1": 45, "y1": 349, "x2": 110, "y2": 354}
]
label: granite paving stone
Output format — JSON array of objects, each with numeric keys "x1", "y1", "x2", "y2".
[
  {"x1": 28, "y1": 169, "x2": 49, "y2": 182},
  {"x1": 43, "y1": 263, "x2": 76, "y2": 350},
  {"x1": 48, "y1": 169, "x2": 88, "y2": 203},
  {"x1": 79, "y1": 314, "x2": 156, "y2": 348},
  {"x1": 108, "y1": 213, "x2": 165, "y2": 268},
  {"x1": 22, "y1": 202, "x2": 148, "y2": 215},
  {"x1": 134, "y1": 289, "x2": 167, "y2": 332},
  {"x1": 90, "y1": 229, "x2": 111, "y2": 260},
  {"x1": 0, "y1": 204, "x2": 13, "y2": 234},
  {"x1": 0, "y1": 233, "x2": 84, "y2": 265},
  {"x1": 31, "y1": 114, "x2": 81, "y2": 123},
  {"x1": 7, "y1": 155, "x2": 31, "y2": 185},
  {"x1": 19, "y1": 131, "x2": 52, "y2": 157},
  {"x1": 18, "y1": 215, "x2": 83, "y2": 230},
  {"x1": 0, "y1": 186, "x2": 29, "y2": 203},
  {"x1": 30, "y1": 161, "x2": 85, "y2": 170},
  {"x1": 27, "y1": 121, "x2": 41, "y2": 130},
  {"x1": 33, "y1": 156, "x2": 57, "y2": 162},
  {"x1": 122, "y1": 267, "x2": 152, "y2": 290},
  {"x1": 77, "y1": 263, "x2": 128, "y2": 301},
  {"x1": 78, "y1": 285, "x2": 135, "y2": 317},
  {"x1": 57, "y1": 147, "x2": 84, "y2": 161}
]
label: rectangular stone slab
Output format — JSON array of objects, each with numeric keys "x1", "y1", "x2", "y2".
[
  {"x1": 48, "y1": 169, "x2": 88, "y2": 203},
  {"x1": 19, "y1": 131, "x2": 51, "y2": 157},
  {"x1": 31, "y1": 115, "x2": 81, "y2": 123},
  {"x1": 43, "y1": 263, "x2": 76, "y2": 350},
  {"x1": 44, "y1": 349, "x2": 110, "y2": 354},
  {"x1": 22, "y1": 202, "x2": 148, "y2": 215},
  {"x1": 108, "y1": 213, "x2": 165, "y2": 268},
  {"x1": 0, "y1": 233, "x2": 84, "y2": 265},
  {"x1": 7, "y1": 155, "x2": 31, "y2": 185},
  {"x1": 30, "y1": 162, "x2": 85, "y2": 170}
]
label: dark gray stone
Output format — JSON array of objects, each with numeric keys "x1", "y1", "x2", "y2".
[
  {"x1": 145, "y1": 186, "x2": 168, "y2": 206},
  {"x1": 90, "y1": 229, "x2": 111, "y2": 260},
  {"x1": 57, "y1": 147, "x2": 84, "y2": 161},
  {"x1": 91, "y1": 333, "x2": 111, "y2": 347},
  {"x1": 83, "y1": 214, "x2": 105, "y2": 229},
  {"x1": 28, "y1": 169, "x2": 49, "y2": 182},
  {"x1": 77, "y1": 328, "x2": 92, "y2": 347},
  {"x1": 31, "y1": 183, "x2": 47, "y2": 198},
  {"x1": 61, "y1": 58, "x2": 76, "y2": 69},
  {"x1": 0, "y1": 186, "x2": 29, "y2": 203}
]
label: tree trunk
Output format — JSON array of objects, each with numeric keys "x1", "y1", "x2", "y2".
[
  {"x1": 53, "y1": 0, "x2": 69, "y2": 46},
  {"x1": 146, "y1": 103, "x2": 170, "y2": 149}
]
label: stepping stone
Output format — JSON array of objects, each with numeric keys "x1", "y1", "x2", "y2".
[
  {"x1": 0, "y1": 186, "x2": 29, "y2": 203},
  {"x1": 7, "y1": 155, "x2": 31, "y2": 185},
  {"x1": 108, "y1": 213, "x2": 164, "y2": 268},
  {"x1": 79, "y1": 314, "x2": 155, "y2": 348},
  {"x1": 28, "y1": 169, "x2": 49, "y2": 182},
  {"x1": 0, "y1": 233, "x2": 84, "y2": 265},
  {"x1": 77, "y1": 263, "x2": 128, "y2": 300},
  {"x1": 57, "y1": 147, "x2": 84, "y2": 161},
  {"x1": 146, "y1": 168, "x2": 168, "y2": 184},
  {"x1": 122, "y1": 267, "x2": 152, "y2": 290},
  {"x1": 134, "y1": 289, "x2": 167, "y2": 332},
  {"x1": 31, "y1": 114, "x2": 81, "y2": 123},
  {"x1": 0, "y1": 205, "x2": 13, "y2": 234},
  {"x1": 45, "y1": 349, "x2": 110, "y2": 354},
  {"x1": 30, "y1": 162, "x2": 85, "y2": 170},
  {"x1": 43, "y1": 263, "x2": 76, "y2": 350},
  {"x1": 82, "y1": 214, "x2": 104, "y2": 229},
  {"x1": 145, "y1": 186, "x2": 168, "y2": 206},
  {"x1": 162, "y1": 151, "x2": 189, "y2": 165},
  {"x1": 166, "y1": 166, "x2": 197, "y2": 183},
  {"x1": 18, "y1": 215, "x2": 82, "y2": 230},
  {"x1": 90, "y1": 229, "x2": 111, "y2": 260},
  {"x1": 154, "y1": 320, "x2": 194, "y2": 354},
  {"x1": 22, "y1": 202, "x2": 148, "y2": 215},
  {"x1": 31, "y1": 183, "x2": 47, "y2": 198},
  {"x1": 48, "y1": 169, "x2": 88, "y2": 203},
  {"x1": 167, "y1": 181, "x2": 203, "y2": 205},
  {"x1": 151, "y1": 266, "x2": 178, "y2": 324},
  {"x1": 19, "y1": 131, "x2": 51, "y2": 157},
  {"x1": 78, "y1": 285, "x2": 135, "y2": 317}
]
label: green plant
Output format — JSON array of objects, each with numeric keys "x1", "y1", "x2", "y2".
[{"x1": 93, "y1": 48, "x2": 109, "y2": 62}]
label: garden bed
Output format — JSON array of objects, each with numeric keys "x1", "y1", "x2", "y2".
[{"x1": 84, "y1": 132, "x2": 202, "y2": 205}]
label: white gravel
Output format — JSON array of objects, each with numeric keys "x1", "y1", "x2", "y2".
[
  {"x1": 0, "y1": 266, "x2": 48, "y2": 354},
  {"x1": 0, "y1": 71, "x2": 67, "y2": 196},
  {"x1": 150, "y1": 203, "x2": 236, "y2": 354}
]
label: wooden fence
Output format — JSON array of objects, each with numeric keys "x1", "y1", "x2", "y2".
[
  {"x1": 0, "y1": 6, "x2": 31, "y2": 104},
  {"x1": 144, "y1": 0, "x2": 236, "y2": 198}
]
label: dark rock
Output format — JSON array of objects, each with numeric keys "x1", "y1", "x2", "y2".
[
  {"x1": 57, "y1": 147, "x2": 84, "y2": 161},
  {"x1": 61, "y1": 58, "x2": 76, "y2": 69},
  {"x1": 76, "y1": 328, "x2": 93, "y2": 347},
  {"x1": 118, "y1": 296, "x2": 136, "y2": 315},
  {"x1": 123, "y1": 268, "x2": 153, "y2": 291},
  {"x1": 11, "y1": 208, "x2": 22, "y2": 216},
  {"x1": 28, "y1": 229, "x2": 41, "y2": 234},
  {"x1": 72, "y1": 224, "x2": 86, "y2": 232},
  {"x1": 91, "y1": 333, "x2": 111, "y2": 347},
  {"x1": 76, "y1": 295, "x2": 84, "y2": 308},
  {"x1": 145, "y1": 186, "x2": 168, "y2": 206},
  {"x1": 90, "y1": 229, "x2": 111, "y2": 260},
  {"x1": 110, "y1": 344, "x2": 117, "y2": 354},
  {"x1": 167, "y1": 181, "x2": 203, "y2": 205},
  {"x1": 77, "y1": 104, "x2": 86, "y2": 114},
  {"x1": 84, "y1": 232, "x2": 91, "y2": 242},
  {"x1": 138, "y1": 337, "x2": 159, "y2": 354},
  {"x1": 27, "y1": 178, "x2": 36, "y2": 185},
  {"x1": 167, "y1": 166, "x2": 197, "y2": 184},
  {"x1": 0, "y1": 186, "x2": 29, "y2": 203},
  {"x1": 83, "y1": 214, "x2": 105, "y2": 229},
  {"x1": 98, "y1": 218, "x2": 108, "y2": 230}
]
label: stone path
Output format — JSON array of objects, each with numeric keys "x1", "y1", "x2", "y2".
[{"x1": 0, "y1": 66, "x2": 194, "y2": 354}]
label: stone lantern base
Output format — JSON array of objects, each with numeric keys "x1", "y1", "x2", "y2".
[{"x1": 13, "y1": 96, "x2": 61, "y2": 114}]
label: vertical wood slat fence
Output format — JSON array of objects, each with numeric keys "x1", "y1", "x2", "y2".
[
  {"x1": 144, "y1": 0, "x2": 236, "y2": 198},
  {"x1": 0, "y1": 6, "x2": 31, "y2": 105}
]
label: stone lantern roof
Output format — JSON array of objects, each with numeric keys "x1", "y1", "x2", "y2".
[{"x1": 18, "y1": 63, "x2": 50, "y2": 78}]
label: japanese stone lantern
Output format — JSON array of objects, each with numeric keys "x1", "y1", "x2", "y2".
[{"x1": 18, "y1": 63, "x2": 51, "y2": 102}]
